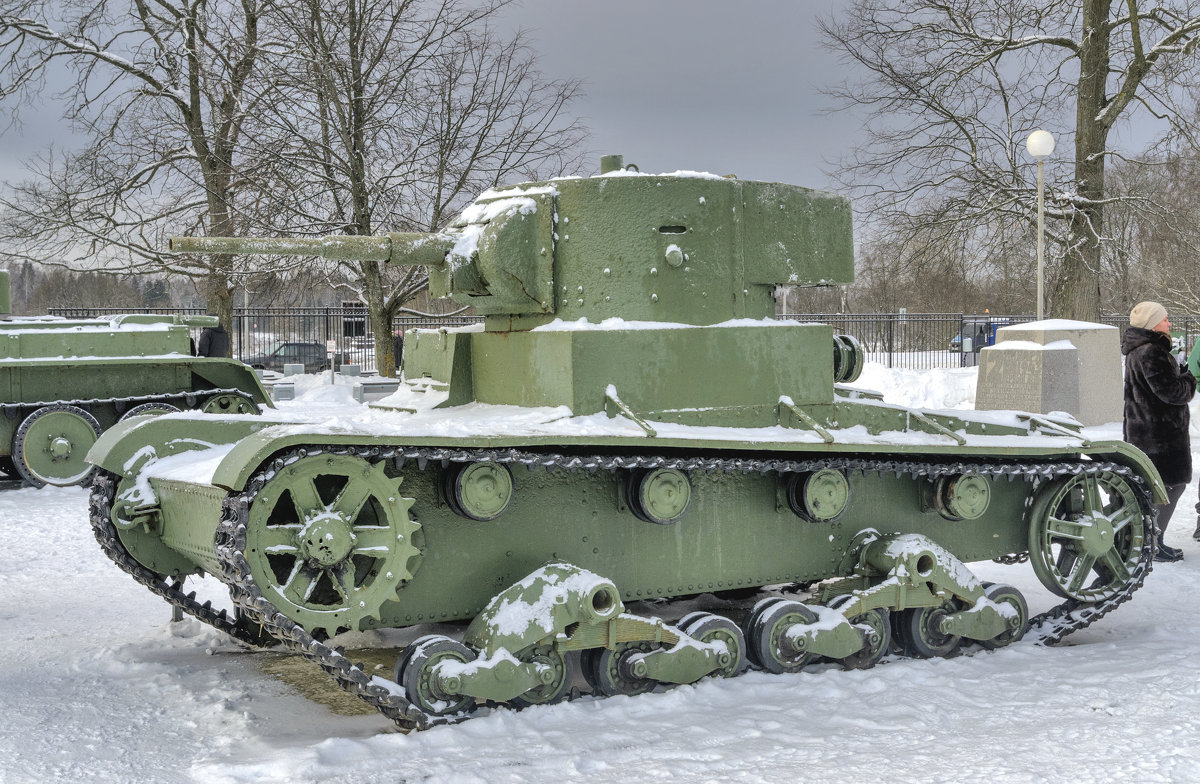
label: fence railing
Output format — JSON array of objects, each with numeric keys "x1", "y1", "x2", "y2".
[
  {"x1": 781, "y1": 312, "x2": 1198, "y2": 371},
  {"x1": 49, "y1": 306, "x2": 1197, "y2": 373}
]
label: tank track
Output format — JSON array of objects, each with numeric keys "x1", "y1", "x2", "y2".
[
  {"x1": 2, "y1": 386, "x2": 254, "y2": 418},
  {"x1": 90, "y1": 474, "x2": 277, "y2": 647},
  {"x1": 90, "y1": 446, "x2": 1157, "y2": 732}
]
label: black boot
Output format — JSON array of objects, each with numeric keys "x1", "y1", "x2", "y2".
[
  {"x1": 1156, "y1": 542, "x2": 1184, "y2": 562},
  {"x1": 1193, "y1": 520, "x2": 1200, "y2": 541}
]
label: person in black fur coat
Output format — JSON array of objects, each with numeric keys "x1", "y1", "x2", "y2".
[{"x1": 1122, "y1": 301, "x2": 1197, "y2": 562}]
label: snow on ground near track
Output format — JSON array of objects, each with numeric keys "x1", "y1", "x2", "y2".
[{"x1": 3, "y1": 365, "x2": 1200, "y2": 784}]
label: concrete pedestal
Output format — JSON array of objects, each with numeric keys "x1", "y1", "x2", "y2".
[{"x1": 974, "y1": 319, "x2": 1122, "y2": 426}]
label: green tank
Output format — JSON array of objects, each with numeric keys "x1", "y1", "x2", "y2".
[
  {"x1": 0, "y1": 274, "x2": 271, "y2": 487},
  {"x1": 87, "y1": 156, "x2": 1164, "y2": 731}
]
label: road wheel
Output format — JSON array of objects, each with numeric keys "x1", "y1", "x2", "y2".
[{"x1": 12, "y1": 404, "x2": 102, "y2": 487}]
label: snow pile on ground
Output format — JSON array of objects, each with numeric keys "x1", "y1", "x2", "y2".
[
  {"x1": 848, "y1": 363, "x2": 979, "y2": 410},
  {"x1": 3, "y1": 364, "x2": 1200, "y2": 784}
]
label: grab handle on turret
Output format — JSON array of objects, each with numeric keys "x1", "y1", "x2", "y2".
[{"x1": 169, "y1": 233, "x2": 454, "y2": 268}]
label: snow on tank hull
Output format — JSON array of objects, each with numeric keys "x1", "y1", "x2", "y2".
[{"x1": 87, "y1": 159, "x2": 1164, "y2": 730}]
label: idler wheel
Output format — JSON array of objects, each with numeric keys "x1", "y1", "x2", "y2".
[
  {"x1": 786, "y1": 469, "x2": 850, "y2": 522},
  {"x1": 201, "y1": 392, "x2": 259, "y2": 415},
  {"x1": 681, "y1": 613, "x2": 748, "y2": 678},
  {"x1": 747, "y1": 599, "x2": 818, "y2": 674},
  {"x1": 443, "y1": 461, "x2": 514, "y2": 521},
  {"x1": 398, "y1": 634, "x2": 478, "y2": 716},
  {"x1": 1027, "y1": 471, "x2": 1147, "y2": 602},
  {"x1": 582, "y1": 641, "x2": 659, "y2": 697},
  {"x1": 12, "y1": 404, "x2": 102, "y2": 487},
  {"x1": 893, "y1": 600, "x2": 962, "y2": 658},
  {"x1": 509, "y1": 644, "x2": 575, "y2": 708},
  {"x1": 243, "y1": 454, "x2": 422, "y2": 636},
  {"x1": 978, "y1": 583, "x2": 1029, "y2": 650},
  {"x1": 627, "y1": 468, "x2": 692, "y2": 525}
]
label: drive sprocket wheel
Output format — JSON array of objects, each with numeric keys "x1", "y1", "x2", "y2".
[
  {"x1": 243, "y1": 453, "x2": 422, "y2": 636},
  {"x1": 1027, "y1": 470, "x2": 1148, "y2": 602}
]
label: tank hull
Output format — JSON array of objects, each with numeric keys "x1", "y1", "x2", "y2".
[
  {"x1": 90, "y1": 392, "x2": 1162, "y2": 631},
  {"x1": 0, "y1": 316, "x2": 271, "y2": 486}
]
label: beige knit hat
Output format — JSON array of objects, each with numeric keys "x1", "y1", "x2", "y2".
[{"x1": 1130, "y1": 300, "x2": 1168, "y2": 329}]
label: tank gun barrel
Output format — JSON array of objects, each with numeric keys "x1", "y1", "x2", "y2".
[{"x1": 169, "y1": 233, "x2": 453, "y2": 268}]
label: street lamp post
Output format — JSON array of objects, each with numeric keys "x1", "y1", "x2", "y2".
[{"x1": 1025, "y1": 130, "x2": 1055, "y2": 321}]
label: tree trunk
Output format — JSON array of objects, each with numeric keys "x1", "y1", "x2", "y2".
[{"x1": 1052, "y1": 0, "x2": 1110, "y2": 322}]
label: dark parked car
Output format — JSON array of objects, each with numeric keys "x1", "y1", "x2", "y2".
[
  {"x1": 949, "y1": 318, "x2": 1007, "y2": 352},
  {"x1": 243, "y1": 341, "x2": 346, "y2": 373}
]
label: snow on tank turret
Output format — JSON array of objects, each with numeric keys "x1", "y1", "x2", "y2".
[{"x1": 86, "y1": 156, "x2": 1164, "y2": 731}]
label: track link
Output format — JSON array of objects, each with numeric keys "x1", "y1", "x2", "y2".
[{"x1": 90, "y1": 446, "x2": 1157, "y2": 732}]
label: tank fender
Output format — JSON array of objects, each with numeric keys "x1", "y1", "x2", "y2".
[
  {"x1": 1080, "y1": 442, "x2": 1167, "y2": 505},
  {"x1": 86, "y1": 415, "x2": 280, "y2": 479},
  {"x1": 189, "y1": 358, "x2": 274, "y2": 407}
]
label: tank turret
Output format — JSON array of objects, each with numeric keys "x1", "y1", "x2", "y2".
[
  {"x1": 171, "y1": 158, "x2": 857, "y2": 420},
  {"x1": 174, "y1": 160, "x2": 852, "y2": 328}
]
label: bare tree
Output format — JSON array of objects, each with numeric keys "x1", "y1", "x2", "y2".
[
  {"x1": 251, "y1": 0, "x2": 587, "y2": 377},
  {"x1": 821, "y1": 0, "x2": 1200, "y2": 321},
  {"x1": 0, "y1": 0, "x2": 291, "y2": 332}
]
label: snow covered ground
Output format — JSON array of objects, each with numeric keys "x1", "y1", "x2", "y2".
[{"x1": 4, "y1": 364, "x2": 1200, "y2": 784}]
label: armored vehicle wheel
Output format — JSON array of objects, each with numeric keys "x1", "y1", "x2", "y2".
[
  {"x1": 202, "y1": 392, "x2": 259, "y2": 415},
  {"x1": 893, "y1": 600, "x2": 962, "y2": 658},
  {"x1": 243, "y1": 453, "x2": 422, "y2": 636},
  {"x1": 978, "y1": 583, "x2": 1029, "y2": 650},
  {"x1": 1028, "y1": 471, "x2": 1148, "y2": 602},
  {"x1": 582, "y1": 641, "x2": 659, "y2": 697},
  {"x1": 13, "y1": 404, "x2": 102, "y2": 487},
  {"x1": 399, "y1": 634, "x2": 478, "y2": 716},
  {"x1": 120, "y1": 402, "x2": 181, "y2": 420},
  {"x1": 443, "y1": 462, "x2": 514, "y2": 521},
  {"x1": 509, "y1": 645, "x2": 575, "y2": 708},
  {"x1": 748, "y1": 599, "x2": 818, "y2": 674},
  {"x1": 786, "y1": 469, "x2": 850, "y2": 522},
  {"x1": 933, "y1": 474, "x2": 991, "y2": 520},
  {"x1": 626, "y1": 468, "x2": 691, "y2": 524},
  {"x1": 681, "y1": 613, "x2": 748, "y2": 677},
  {"x1": 829, "y1": 597, "x2": 891, "y2": 670}
]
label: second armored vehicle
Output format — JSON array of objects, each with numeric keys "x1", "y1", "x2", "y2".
[
  {"x1": 0, "y1": 273, "x2": 271, "y2": 486},
  {"x1": 87, "y1": 157, "x2": 1162, "y2": 731}
]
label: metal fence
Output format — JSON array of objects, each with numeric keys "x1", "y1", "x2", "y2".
[
  {"x1": 48, "y1": 306, "x2": 484, "y2": 373},
  {"x1": 50, "y1": 306, "x2": 1198, "y2": 373},
  {"x1": 778, "y1": 312, "x2": 1198, "y2": 370}
]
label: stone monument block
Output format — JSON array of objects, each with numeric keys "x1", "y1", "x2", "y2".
[{"x1": 974, "y1": 319, "x2": 1122, "y2": 426}]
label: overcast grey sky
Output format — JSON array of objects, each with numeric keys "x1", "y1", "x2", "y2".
[
  {"x1": 0, "y1": 0, "x2": 858, "y2": 191},
  {"x1": 497, "y1": 0, "x2": 855, "y2": 190}
]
